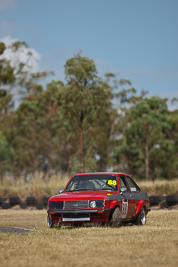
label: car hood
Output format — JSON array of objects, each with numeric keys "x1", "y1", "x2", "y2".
[{"x1": 49, "y1": 190, "x2": 116, "y2": 201}]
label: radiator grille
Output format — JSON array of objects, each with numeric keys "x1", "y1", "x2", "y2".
[
  {"x1": 64, "y1": 200, "x2": 89, "y2": 209},
  {"x1": 49, "y1": 200, "x2": 104, "y2": 210}
]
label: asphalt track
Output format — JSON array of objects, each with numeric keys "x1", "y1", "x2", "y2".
[{"x1": 0, "y1": 226, "x2": 36, "y2": 234}]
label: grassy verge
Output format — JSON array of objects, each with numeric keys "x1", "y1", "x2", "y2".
[
  {"x1": 0, "y1": 173, "x2": 69, "y2": 199},
  {"x1": 138, "y1": 178, "x2": 178, "y2": 195},
  {"x1": 0, "y1": 209, "x2": 178, "y2": 267},
  {"x1": 0, "y1": 173, "x2": 178, "y2": 199}
]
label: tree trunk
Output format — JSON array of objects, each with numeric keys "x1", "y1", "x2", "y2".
[
  {"x1": 79, "y1": 116, "x2": 85, "y2": 172},
  {"x1": 145, "y1": 143, "x2": 150, "y2": 180}
]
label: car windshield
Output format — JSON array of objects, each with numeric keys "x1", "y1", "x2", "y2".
[{"x1": 65, "y1": 174, "x2": 118, "y2": 192}]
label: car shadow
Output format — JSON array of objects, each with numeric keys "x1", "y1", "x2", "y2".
[{"x1": 54, "y1": 221, "x2": 136, "y2": 229}]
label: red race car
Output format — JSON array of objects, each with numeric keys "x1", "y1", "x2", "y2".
[{"x1": 47, "y1": 172, "x2": 150, "y2": 228}]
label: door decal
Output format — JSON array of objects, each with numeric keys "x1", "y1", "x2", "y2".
[{"x1": 122, "y1": 199, "x2": 128, "y2": 218}]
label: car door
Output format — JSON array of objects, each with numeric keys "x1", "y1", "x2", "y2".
[
  {"x1": 118, "y1": 176, "x2": 132, "y2": 219},
  {"x1": 124, "y1": 176, "x2": 141, "y2": 218}
]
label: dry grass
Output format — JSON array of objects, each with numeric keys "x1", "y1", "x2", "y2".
[
  {"x1": 0, "y1": 173, "x2": 69, "y2": 199},
  {"x1": 138, "y1": 178, "x2": 178, "y2": 195},
  {"x1": 0, "y1": 173, "x2": 178, "y2": 199},
  {"x1": 0, "y1": 209, "x2": 178, "y2": 267}
]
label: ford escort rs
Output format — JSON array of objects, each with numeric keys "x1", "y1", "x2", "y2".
[{"x1": 47, "y1": 172, "x2": 150, "y2": 227}]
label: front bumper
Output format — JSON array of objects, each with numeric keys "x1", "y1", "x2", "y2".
[
  {"x1": 47, "y1": 209, "x2": 110, "y2": 214},
  {"x1": 47, "y1": 209, "x2": 111, "y2": 224}
]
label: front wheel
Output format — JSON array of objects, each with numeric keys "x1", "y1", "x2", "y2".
[
  {"x1": 109, "y1": 207, "x2": 122, "y2": 227},
  {"x1": 135, "y1": 207, "x2": 146, "y2": 225},
  {"x1": 47, "y1": 214, "x2": 54, "y2": 228}
]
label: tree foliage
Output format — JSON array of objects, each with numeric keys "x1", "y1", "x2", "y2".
[
  {"x1": 0, "y1": 42, "x2": 177, "y2": 181},
  {"x1": 123, "y1": 97, "x2": 173, "y2": 180}
]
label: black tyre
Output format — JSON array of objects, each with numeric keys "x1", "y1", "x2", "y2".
[
  {"x1": 135, "y1": 207, "x2": 146, "y2": 225},
  {"x1": 43, "y1": 196, "x2": 49, "y2": 207},
  {"x1": 160, "y1": 201, "x2": 169, "y2": 209},
  {"x1": 37, "y1": 202, "x2": 44, "y2": 210},
  {"x1": 0, "y1": 197, "x2": 5, "y2": 207},
  {"x1": 20, "y1": 202, "x2": 27, "y2": 209},
  {"x1": 166, "y1": 195, "x2": 178, "y2": 206},
  {"x1": 9, "y1": 197, "x2": 20, "y2": 207},
  {"x1": 47, "y1": 214, "x2": 54, "y2": 228},
  {"x1": 26, "y1": 196, "x2": 37, "y2": 207},
  {"x1": 110, "y1": 207, "x2": 122, "y2": 227},
  {"x1": 2, "y1": 203, "x2": 11, "y2": 209},
  {"x1": 149, "y1": 196, "x2": 164, "y2": 207}
]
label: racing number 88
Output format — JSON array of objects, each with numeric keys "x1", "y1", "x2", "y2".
[{"x1": 108, "y1": 180, "x2": 117, "y2": 186}]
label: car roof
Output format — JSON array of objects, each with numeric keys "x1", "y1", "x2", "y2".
[{"x1": 73, "y1": 172, "x2": 131, "y2": 176}]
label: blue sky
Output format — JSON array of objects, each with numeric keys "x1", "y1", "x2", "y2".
[{"x1": 0, "y1": 0, "x2": 178, "y2": 109}]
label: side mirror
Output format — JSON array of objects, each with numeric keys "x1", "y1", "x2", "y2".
[
  {"x1": 121, "y1": 188, "x2": 127, "y2": 193},
  {"x1": 58, "y1": 190, "x2": 63, "y2": 194}
]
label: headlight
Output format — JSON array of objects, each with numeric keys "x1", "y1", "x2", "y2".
[{"x1": 90, "y1": 200, "x2": 96, "y2": 208}]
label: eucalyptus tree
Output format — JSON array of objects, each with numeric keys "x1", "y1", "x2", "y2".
[
  {"x1": 0, "y1": 42, "x2": 16, "y2": 115},
  {"x1": 124, "y1": 97, "x2": 173, "y2": 180},
  {"x1": 60, "y1": 52, "x2": 99, "y2": 172},
  {"x1": 60, "y1": 53, "x2": 142, "y2": 173},
  {"x1": 0, "y1": 42, "x2": 16, "y2": 178},
  {"x1": 0, "y1": 40, "x2": 53, "y2": 178},
  {"x1": 168, "y1": 109, "x2": 178, "y2": 177},
  {"x1": 60, "y1": 52, "x2": 122, "y2": 173}
]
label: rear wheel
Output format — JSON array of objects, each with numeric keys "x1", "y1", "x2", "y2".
[
  {"x1": 47, "y1": 214, "x2": 54, "y2": 228},
  {"x1": 135, "y1": 207, "x2": 146, "y2": 225},
  {"x1": 110, "y1": 207, "x2": 122, "y2": 227}
]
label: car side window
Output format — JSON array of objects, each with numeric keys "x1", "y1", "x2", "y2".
[
  {"x1": 125, "y1": 176, "x2": 140, "y2": 192},
  {"x1": 119, "y1": 176, "x2": 129, "y2": 192}
]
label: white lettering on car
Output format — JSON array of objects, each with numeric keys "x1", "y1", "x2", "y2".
[{"x1": 122, "y1": 199, "x2": 128, "y2": 218}]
